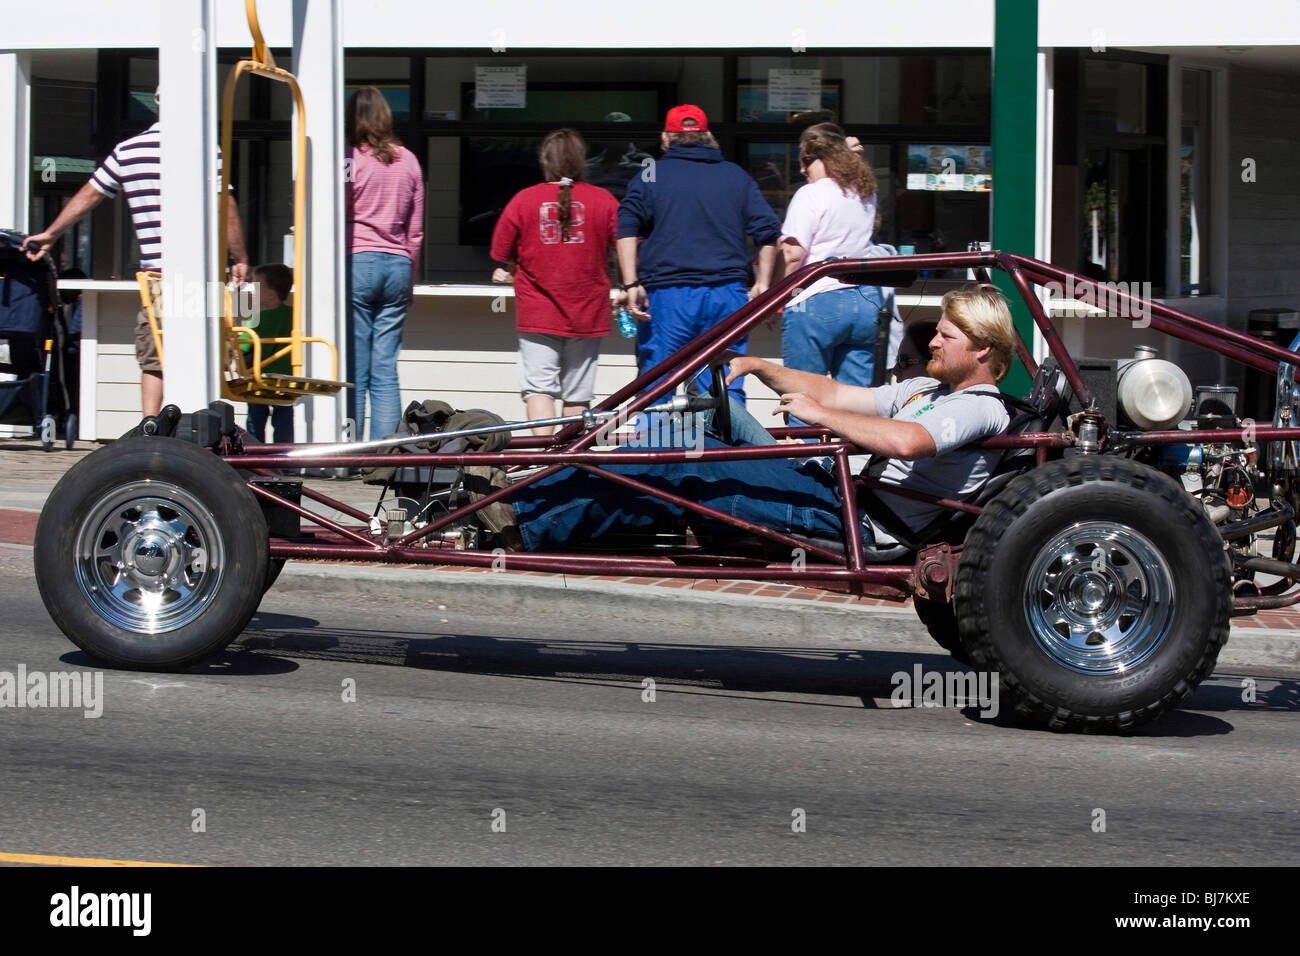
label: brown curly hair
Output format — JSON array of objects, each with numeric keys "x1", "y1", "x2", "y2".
[{"x1": 798, "y1": 128, "x2": 876, "y2": 200}]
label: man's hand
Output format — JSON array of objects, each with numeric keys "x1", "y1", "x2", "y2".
[
  {"x1": 748, "y1": 281, "x2": 768, "y2": 301},
  {"x1": 230, "y1": 261, "x2": 250, "y2": 286},
  {"x1": 23, "y1": 232, "x2": 56, "y2": 262},
  {"x1": 775, "y1": 392, "x2": 826, "y2": 426},
  {"x1": 725, "y1": 354, "x2": 771, "y2": 386},
  {"x1": 625, "y1": 284, "x2": 650, "y2": 320},
  {"x1": 491, "y1": 267, "x2": 514, "y2": 284}
]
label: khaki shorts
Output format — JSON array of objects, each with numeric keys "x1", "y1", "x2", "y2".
[
  {"x1": 517, "y1": 332, "x2": 601, "y2": 403},
  {"x1": 135, "y1": 306, "x2": 162, "y2": 374}
]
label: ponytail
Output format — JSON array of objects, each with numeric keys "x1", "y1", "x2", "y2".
[{"x1": 538, "y1": 128, "x2": 587, "y2": 243}]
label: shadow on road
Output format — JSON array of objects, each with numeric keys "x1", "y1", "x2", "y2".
[{"x1": 230, "y1": 612, "x2": 1284, "y2": 734}]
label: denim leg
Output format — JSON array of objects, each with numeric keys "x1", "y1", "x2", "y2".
[
  {"x1": 782, "y1": 286, "x2": 881, "y2": 427},
  {"x1": 349, "y1": 253, "x2": 376, "y2": 442},
  {"x1": 638, "y1": 284, "x2": 748, "y2": 405},
  {"x1": 699, "y1": 283, "x2": 749, "y2": 406},
  {"x1": 713, "y1": 395, "x2": 777, "y2": 447},
  {"x1": 828, "y1": 285, "x2": 884, "y2": 389},
  {"x1": 366, "y1": 254, "x2": 410, "y2": 439},
  {"x1": 515, "y1": 435, "x2": 849, "y2": 550},
  {"x1": 270, "y1": 404, "x2": 295, "y2": 444},
  {"x1": 246, "y1": 403, "x2": 270, "y2": 442},
  {"x1": 350, "y1": 252, "x2": 410, "y2": 440}
]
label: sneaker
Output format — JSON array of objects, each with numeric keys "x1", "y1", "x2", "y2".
[{"x1": 462, "y1": 465, "x2": 524, "y2": 551}]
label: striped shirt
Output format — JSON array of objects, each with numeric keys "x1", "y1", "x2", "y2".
[{"x1": 89, "y1": 122, "x2": 224, "y2": 271}]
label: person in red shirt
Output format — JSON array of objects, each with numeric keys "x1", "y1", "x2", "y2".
[{"x1": 491, "y1": 128, "x2": 620, "y2": 434}]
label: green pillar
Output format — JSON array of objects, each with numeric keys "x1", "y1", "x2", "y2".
[{"x1": 991, "y1": 0, "x2": 1038, "y2": 396}]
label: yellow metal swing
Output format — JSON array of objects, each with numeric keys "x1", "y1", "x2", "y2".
[{"x1": 215, "y1": 0, "x2": 348, "y2": 405}]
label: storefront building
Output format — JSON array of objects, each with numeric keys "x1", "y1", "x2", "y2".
[{"x1": 3, "y1": 1, "x2": 1299, "y2": 439}]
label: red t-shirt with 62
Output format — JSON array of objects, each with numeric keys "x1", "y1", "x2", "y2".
[{"x1": 490, "y1": 181, "x2": 620, "y2": 337}]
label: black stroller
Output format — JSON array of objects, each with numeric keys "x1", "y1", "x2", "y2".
[{"x1": 0, "y1": 229, "x2": 75, "y2": 450}]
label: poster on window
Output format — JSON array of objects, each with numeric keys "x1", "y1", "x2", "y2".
[
  {"x1": 906, "y1": 145, "x2": 992, "y2": 191},
  {"x1": 475, "y1": 65, "x2": 527, "y2": 109},
  {"x1": 767, "y1": 69, "x2": 821, "y2": 113}
]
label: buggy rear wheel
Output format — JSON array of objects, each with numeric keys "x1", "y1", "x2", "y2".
[
  {"x1": 34, "y1": 436, "x2": 268, "y2": 669},
  {"x1": 913, "y1": 596, "x2": 972, "y2": 666},
  {"x1": 955, "y1": 457, "x2": 1230, "y2": 732}
]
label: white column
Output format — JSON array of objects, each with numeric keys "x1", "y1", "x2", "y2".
[
  {"x1": 293, "y1": 0, "x2": 346, "y2": 442},
  {"x1": 0, "y1": 52, "x2": 31, "y2": 232},
  {"x1": 159, "y1": 0, "x2": 219, "y2": 413},
  {"x1": 79, "y1": 291, "x2": 98, "y2": 441},
  {"x1": 1033, "y1": 48, "x2": 1054, "y2": 362}
]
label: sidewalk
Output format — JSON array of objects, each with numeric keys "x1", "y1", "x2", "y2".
[{"x1": 2, "y1": 438, "x2": 1297, "y2": 672}]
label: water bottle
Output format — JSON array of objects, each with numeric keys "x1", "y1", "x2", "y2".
[{"x1": 616, "y1": 308, "x2": 638, "y2": 338}]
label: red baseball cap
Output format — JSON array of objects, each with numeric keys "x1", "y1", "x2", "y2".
[{"x1": 664, "y1": 104, "x2": 708, "y2": 132}]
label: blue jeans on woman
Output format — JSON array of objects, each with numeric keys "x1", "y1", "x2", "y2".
[
  {"x1": 514, "y1": 399, "x2": 867, "y2": 551},
  {"x1": 782, "y1": 285, "x2": 884, "y2": 427},
  {"x1": 349, "y1": 251, "x2": 411, "y2": 440}
]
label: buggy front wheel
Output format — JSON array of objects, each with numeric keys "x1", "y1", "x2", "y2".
[
  {"x1": 34, "y1": 436, "x2": 268, "y2": 669},
  {"x1": 955, "y1": 457, "x2": 1230, "y2": 732}
]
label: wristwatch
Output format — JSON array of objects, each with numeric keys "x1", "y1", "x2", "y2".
[{"x1": 620, "y1": 280, "x2": 643, "y2": 291}]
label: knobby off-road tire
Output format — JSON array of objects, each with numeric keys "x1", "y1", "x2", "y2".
[
  {"x1": 913, "y1": 596, "x2": 973, "y2": 666},
  {"x1": 34, "y1": 436, "x2": 268, "y2": 670},
  {"x1": 955, "y1": 457, "x2": 1230, "y2": 732}
]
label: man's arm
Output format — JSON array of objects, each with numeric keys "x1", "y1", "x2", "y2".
[
  {"x1": 225, "y1": 193, "x2": 250, "y2": 285},
  {"x1": 749, "y1": 244, "x2": 776, "y2": 300},
  {"x1": 23, "y1": 181, "x2": 106, "y2": 261},
  {"x1": 726, "y1": 354, "x2": 876, "y2": 415},
  {"x1": 616, "y1": 236, "x2": 648, "y2": 318},
  {"x1": 776, "y1": 392, "x2": 935, "y2": 460}
]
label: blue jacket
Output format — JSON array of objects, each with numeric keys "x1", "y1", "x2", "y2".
[{"x1": 617, "y1": 144, "x2": 781, "y2": 290}]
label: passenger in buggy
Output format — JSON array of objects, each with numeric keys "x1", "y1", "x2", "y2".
[{"x1": 503, "y1": 284, "x2": 1018, "y2": 552}]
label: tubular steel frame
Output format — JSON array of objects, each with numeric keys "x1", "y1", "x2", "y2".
[{"x1": 223, "y1": 252, "x2": 1300, "y2": 610}]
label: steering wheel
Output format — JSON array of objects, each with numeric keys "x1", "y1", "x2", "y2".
[{"x1": 709, "y1": 363, "x2": 732, "y2": 446}]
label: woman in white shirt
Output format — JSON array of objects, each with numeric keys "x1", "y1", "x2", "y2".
[{"x1": 779, "y1": 129, "x2": 884, "y2": 415}]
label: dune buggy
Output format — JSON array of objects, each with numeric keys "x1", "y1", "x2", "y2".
[{"x1": 32, "y1": 251, "x2": 1300, "y2": 732}]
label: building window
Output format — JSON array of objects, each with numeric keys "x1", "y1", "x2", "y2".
[{"x1": 1077, "y1": 54, "x2": 1167, "y2": 292}]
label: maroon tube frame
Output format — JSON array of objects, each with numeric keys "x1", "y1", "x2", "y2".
[{"x1": 226, "y1": 252, "x2": 1300, "y2": 607}]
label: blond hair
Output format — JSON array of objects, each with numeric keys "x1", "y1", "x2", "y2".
[{"x1": 940, "y1": 284, "x2": 1018, "y2": 381}]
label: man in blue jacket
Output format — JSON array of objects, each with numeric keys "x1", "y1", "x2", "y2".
[{"x1": 616, "y1": 104, "x2": 781, "y2": 405}]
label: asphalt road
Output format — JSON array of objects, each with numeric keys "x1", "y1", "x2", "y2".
[{"x1": 1, "y1": 545, "x2": 1296, "y2": 866}]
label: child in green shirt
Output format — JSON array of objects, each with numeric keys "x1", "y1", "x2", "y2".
[{"x1": 240, "y1": 263, "x2": 295, "y2": 442}]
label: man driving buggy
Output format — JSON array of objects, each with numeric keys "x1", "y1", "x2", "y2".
[{"x1": 504, "y1": 284, "x2": 1018, "y2": 552}]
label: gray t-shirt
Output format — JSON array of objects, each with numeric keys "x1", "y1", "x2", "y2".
[{"x1": 865, "y1": 377, "x2": 1011, "y2": 543}]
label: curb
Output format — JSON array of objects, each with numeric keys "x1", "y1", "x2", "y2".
[{"x1": 273, "y1": 561, "x2": 1300, "y2": 672}]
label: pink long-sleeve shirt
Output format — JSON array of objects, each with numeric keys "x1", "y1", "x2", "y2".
[{"x1": 345, "y1": 143, "x2": 425, "y2": 264}]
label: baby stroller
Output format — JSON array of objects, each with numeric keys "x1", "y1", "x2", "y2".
[{"x1": 0, "y1": 229, "x2": 75, "y2": 450}]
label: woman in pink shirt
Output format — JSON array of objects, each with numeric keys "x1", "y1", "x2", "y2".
[{"x1": 345, "y1": 87, "x2": 424, "y2": 440}]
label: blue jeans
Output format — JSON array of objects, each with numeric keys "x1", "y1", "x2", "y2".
[
  {"x1": 514, "y1": 400, "x2": 869, "y2": 551},
  {"x1": 637, "y1": 283, "x2": 749, "y2": 406},
  {"x1": 782, "y1": 285, "x2": 885, "y2": 427},
  {"x1": 247, "y1": 403, "x2": 294, "y2": 443},
  {"x1": 349, "y1": 251, "x2": 411, "y2": 440}
]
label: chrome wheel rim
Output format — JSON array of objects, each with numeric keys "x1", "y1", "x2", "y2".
[
  {"x1": 1024, "y1": 520, "x2": 1174, "y2": 674},
  {"x1": 73, "y1": 481, "x2": 225, "y2": 634}
]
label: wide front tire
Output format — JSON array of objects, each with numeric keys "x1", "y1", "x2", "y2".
[
  {"x1": 955, "y1": 457, "x2": 1230, "y2": 732},
  {"x1": 34, "y1": 437, "x2": 268, "y2": 670}
]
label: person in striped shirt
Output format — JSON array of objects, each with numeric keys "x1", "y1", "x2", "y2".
[{"x1": 25, "y1": 95, "x2": 249, "y2": 416}]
